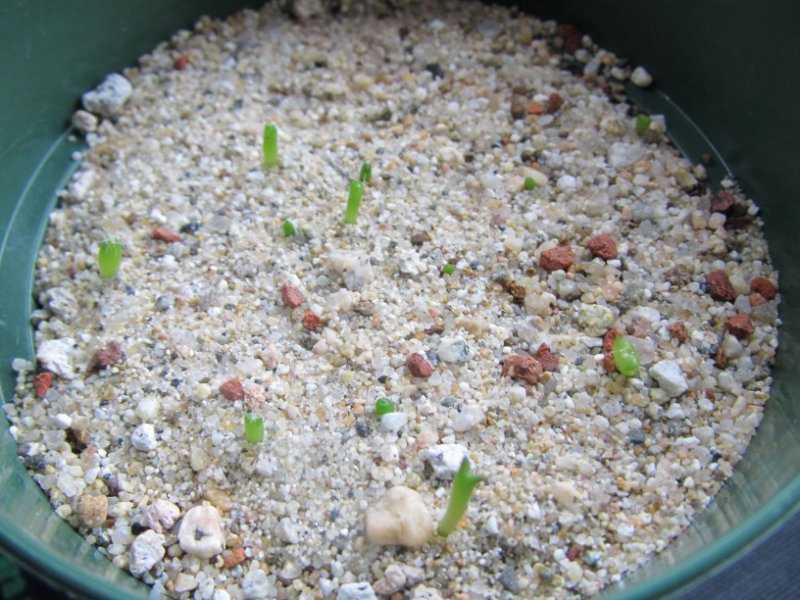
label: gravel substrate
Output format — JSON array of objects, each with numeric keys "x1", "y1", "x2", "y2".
[{"x1": 5, "y1": 1, "x2": 781, "y2": 599}]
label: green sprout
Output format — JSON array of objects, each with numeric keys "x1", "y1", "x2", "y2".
[
  {"x1": 523, "y1": 176, "x2": 537, "y2": 191},
  {"x1": 263, "y1": 124, "x2": 279, "y2": 168},
  {"x1": 442, "y1": 263, "x2": 456, "y2": 276},
  {"x1": 243, "y1": 413, "x2": 265, "y2": 444},
  {"x1": 437, "y1": 458, "x2": 484, "y2": 537},
  {"x1": 635, "y1": 114, "x2": 652, "y2": 137},
  {"x1": 359, "y1": 161, "x2": 372, "y2": 185},
  {"x1": 344, "y1": 178, "x2": 364, "y2": 225},
  {"x1": 282, "y1": 219, "x2": 296, "y2": 237},
  {"x1": 375, "y1": 397, "x2": 395, "y2": 416},
  {"x1": 613, "y1": 336, "x2": 640, "y2": 377},
  {"x1": 97, "y1": 238, "x2": 123, "y2": 280}
]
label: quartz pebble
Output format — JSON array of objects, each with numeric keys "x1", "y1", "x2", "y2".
[
  {"x1": 131, "y1": 424, "x2": 158, "y2": 452},
  {"x1": 423, "y1": 444, "x2": 468, "y2": 478},
  {"x1": 630, "y1": 66, "x2": 653, "y2": 87},
  {"x1": 129, "y1": 530, "x2": 165, "y2": 576},
  {"x1": 178, "y1": 506, "x2": 225, "y2": 559},
  {"x1": 35, "y1": 338, "x2": 77, "y2": 379},
  {"x1": 338, "y1": 583, "x2": 378, "y2": 600},
  {"x1": 649, "y1": 360, "x2": 689, "y2": 397},
  {"x1": 82, "y1": 73, "x2": 132, "y2": 118},
  {"x1": 437, "y1": 337, "x2": 470, "y2": 363}
]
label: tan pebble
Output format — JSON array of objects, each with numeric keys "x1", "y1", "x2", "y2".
[
  {"x1": 173, "y1": 573, "x2": 198, "y2": 593},
  {"x1": 366, "y1": 486, "x2": 434, "y2": 547},
  {"x1": 76, "y1": 494, "x2": 108, "y2": 529},
  {"x1": 223, "y1": 546, "x2": 247, "y2": 569}
]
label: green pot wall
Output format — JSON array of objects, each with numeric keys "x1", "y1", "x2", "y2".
[{"x1": 1, "y1": 2, "x2": 798, "y2": 599}]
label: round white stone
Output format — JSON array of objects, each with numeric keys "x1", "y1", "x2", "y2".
[
  {"x1": 178, "y1": 506, "x2": 225, "y2": 558},
  {"x1": 131, "y1": 423, "x2": 158, "y2": 452}
]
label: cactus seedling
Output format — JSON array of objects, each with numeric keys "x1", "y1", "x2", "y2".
[
  {"x1": 97, "y1": 238, "x2": 123, "y2": 279},
  {"x1": 282, "y1": 220, "x2": 296, "y2": 237},
  {"x1": 263, "y1": 124, "x2": 279, "y2": 168},
  {"x1": 244, "y1": 413, "x2": 265, "y2": 444},
  {"x1": 359, "y1": 161, "x2": 372, "y2": 184},
  {"x1": 375, "y1": 397, "x2": 395, "y2": 416},
  {"x1": 344, "y1": 178, "x2": 364, "y2": 225},
  {"x1": 635, "y1": 114, "x2": 651, "y2": 137},
  {"x1": 437, "y1": 458, "x2": 484, "y2": 537},
  {"x1": 613, "y1": 336, "x2": 640, "y2": 377}
]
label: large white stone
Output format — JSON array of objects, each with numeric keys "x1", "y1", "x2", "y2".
[
  {"x1": 178, "y1": 506, "x2": 225, "y2": 558},
  {"x1": 366, "y1": 486, "x2": 434, "y2": 547}
]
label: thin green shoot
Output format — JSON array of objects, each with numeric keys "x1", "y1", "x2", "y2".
[
  {"x1": 437, "y1": 458, "x2": 484, "y2": 537},
  {"x1": 635, "y1": 114, "x2": 652, "y2": 137},
  {"x1": 523, "y1": 176, "x2": 537, "y2": 191},
  {"x1": 97, "y1": 238, "x2": 123, "y2": 280},
  {"x1": 613, "y1": 336, "x2": 640, "y2": 377},
  {"x1": 375, "y1": 397, "x2": 395, "y2": 416},
  {"x1": 344, "y1": 179, "x2": 364, "y2": 225},
  {"x1": 282, "y1": 220, "x2": 296, "y2": 237},
  {"x1": 263, "y1": 124, "x2": 279, "y2": 168},
  {"x1": 442, "y1": 263, "x2": 456, "y2": 276},
  {"x1": 359, "y1": 161, "x2": 372, "y2": 184},
  {"x1": 244, "y1": 413, "x2": 265, "y2": 444}
]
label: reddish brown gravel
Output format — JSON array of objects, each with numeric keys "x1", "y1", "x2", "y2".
[
  {"x1": 706, "y1": 270, "x2": 736, "y2": 302},
  {"x1": 750, "y1": 276, "x2": 777, "y2": 301},
  {"x1": 501, "y1": 354, "x2": 543, "y2": 385},
  {"x1": 667, "y1": 321, "x2": 688, "y2": 343},
  {"x1": 151, "y1": 226, "x2": 182, "y2": 243},
  {"x1": 725, "y1": 314, "x2": 754, "y2": 339},
  {"x1": 587, "y1": 233, "x2": 618, "y2": 260},
  {"x1": 540, "y1": 246, "x2": 575, "y2": 272},
  {"x1": 406, "y1": 353, "x2": 433, "y2": 378},
  {"x1": 33, "y1": 372, "x2": 53, "y2": 399},
  {"x1": 219, "y1": 378, "x2": 244, "y2": 401},
  {"x1": 87, "y1": 341, "x2": 123, "y2": 373},
  {"x1": 534, "y1": 344, "x2": 559, "y2": 372},
  {"x1": 281, "y1": 282, "x2": 305, "y2": 308}
]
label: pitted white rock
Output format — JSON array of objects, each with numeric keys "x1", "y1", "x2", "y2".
[{"x1": 178, "y1": 506, "x2": 225, "y2": 558}]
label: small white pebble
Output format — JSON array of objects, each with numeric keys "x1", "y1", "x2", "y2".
[
  {"x1": 131, "y1": 424, "x2": 158, "y2": 452},
  {"x1": 366, "y1": 486, "x2": 433, "y2": 547},
  {"x1": 631, "y1": 66, "x2": 653, "y2": 87},
  {"x1": 338, "y1": 582, "x2": 378, "y2": 600},
  {"x1": 649, "y1": 360, "x2": 688, "y2": 397}
]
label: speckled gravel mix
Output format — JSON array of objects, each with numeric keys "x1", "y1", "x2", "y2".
[{"x1": 4, "y1": 1, "x2": 781, "y2": 599}]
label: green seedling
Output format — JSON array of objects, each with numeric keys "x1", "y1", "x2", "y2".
[
  {"x1": 97, "y1": 238, "x2": 123, "y2": 280},
  {"x1": 437, "y1": 458, "x2": 484, "y2": 537},
  {"x1": 359, "y1": 161, "x2": 372, "y2": 184},
  {"x1": 282, "y1": 219, "x2": 296, "y2": 237},
  {"x1": 375, "y1": 397, "x2": 395, "y2": 416},
  {"x1": 635, "y1": 114, "x2": 652, "y2": 137},
  {"x1": 613, "y1": 336, "x2": 640, "y2": 377},
  {"x1": 523, "y1": 176, "x2": 537, "y2": 191},
  {"x1": 344, "y1": 178, "x2": 364, "y2": 225},
  {"x1": 442, "y1": 263, "x2": 456, "y2": 276},
  {"x1": 244, "y1": 413, "x2": 265, "y2": 444},
  {"x1": 263, "y1": 124, "x2": 279, "y2": 168}
]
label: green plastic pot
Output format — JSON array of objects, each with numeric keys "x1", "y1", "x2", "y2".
[{"x1": 1, "y1": 2, "x2": 798, "y2": 598}]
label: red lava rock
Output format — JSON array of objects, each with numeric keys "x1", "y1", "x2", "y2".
[
  {"x1": 281, "y1": 282, "x2": 305, "y2": 308},
  {"x1": 87, "y1": 341, "x2": 123, "y2": 372},
  {"x1": 602, "y1": 352, "x2": 616, "y2": 373},
  {"x1": 557, "y1": 23, "x2": 582, "y2": 54},
  {"x1": 602, "y1": 328, "x2": 623, "y2": 353},
  {"x1": 547, "y1": 92, "x2": 564, "y2": 113},
  {"x1": 406, "y1": 353, "x2": 433, "y2": 378},
  {"x1": 587, "y1": 233, "x2": 618, "y2": 260},
  {"x1": 174, "y1": 54, "x2": 190, "y2": 70},
  {"x1": 219, "y1": 378, "x2": 244, "y2": 401},
  {"x1": 667, "y1": 321, "x2": 688, "y2": 343},
  {"x1": 526, "y1": 101, "x2": 546, "y2": 115},
  {"x1": 710, "y1": 190, "x2": 735, "y2": 213},
  {"x1": 302, "y1": 310, "x2": 322, "y2": 331},
  {"x1": 725, "y1": 314, "x2": 754, "y2": 339},
  {"x1": 33, "y1": 372, "x2": 53, "y2": 399},
  {"x1": 540, "y1": 246, "x2": 575, "y2": 273},
  {"x1": 748, "y1": 292, "x2": 766, "y2": 307},
  {"x1": 706, "y1": 270, "x2": 736, "y2": 302},
  {"x1": 223, "y1": 547, "x2": 246, "y2": 569},
  {"x1": 534, "y1": 344, "x2": 559, "y2": 372},
  {"x1": 151, "y1": 226, "x2": 182, "y2": 243},
  {"x1": 566, "y1": 545, "x2": 581, "y2": 561},
  {"x1": 750, "y1": 276, "x2": 777, "y2": 301},
  {"x1": 501, "y1": 354, "x2": 543, "y2": 385}
]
